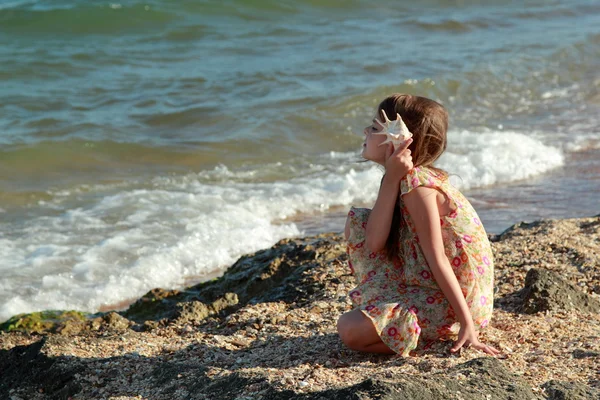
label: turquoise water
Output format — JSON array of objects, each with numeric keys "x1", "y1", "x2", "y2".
[{"x1": 1, "y1": 0, "x2": 599, "y2": 321}]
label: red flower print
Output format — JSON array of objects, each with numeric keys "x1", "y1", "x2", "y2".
[
  {"x1": 410, "y1": 243, "x2": 418, "y2": 260},
  {"x1": 483, "y1": 255, "x2": 491, "y2": 266},
  {"x1": 480, "y1": 319, "x2": 489, "y2": 328},
  {"x1": 411, "y1": 177, "x2": 419, "y2": 187},
  {"x1": 448, "y1": 210, "x2": 458, "y2": 219},
  {"x1": 349, "y1": 210, "x2": 355, "y2": 216},
  {"x1": 437, "y1": 324, "x2": 452, "y2": 336},
  {"x1": 420, "y1": 270, "x2": 431, "y2": 279},
  {"x1": 446, "y1": 307, "x2": 456, "y2": 319},
  {"x1": 455, "y1": 240, "x2": 463, "y2": 249},
  {"x1": 477, "y1": 266, "x2": 485, "y2": 275},
  {"x1": 350, "y1": 290, "x2": 360, "y2": 298},
  {"x1": 411, "y1": 288, "x2": 420, "y2": 294},
  {"x1": 361, "y1": 222, "x2": 367, "y2": 229},
  {"x1": 473, "y1": 217, "x2": 480, "y2": 225},
  {"x1": 461, "y1": 252, "x2": 468, "y2": 263},
  {"x1": 398, "y1": 283, "x2": 408, "y2": 289},
  {"x1": 369, "y1": 252, "x2": 377, "y2": 259},
  {"x1": 480, "y1": 296, "x2": 487, "y2": 306},
  {"x1": 463, "y1": 234, "x2": 472, "y2": 243},
  {"x1": 426, "y1": 296, "x2": 435, "y2": 304},
  {"x1": 393, "y1": 258, "x2": 404, "y2": 270},
  {"x1": 409, "y1": 305, "x2": 419, "y2": 314},
  {"x1": 452, "y1": 257, "x2": 461, "y2": 267},
  {"x1": 375, "y1": 295, "x2": 384, "y2": 301},
  {"x1": 366, "y1": 305, "x2": 376, "y2": 311},
  {"x1": 368, "y1": 270, "x2": 376, "y2": 277},
  {"x1": 356, "y1": 241, "x2": 364, "y2": 248},
  {"x1": 388, "y1": 327, "x2": 398, "y2": 336}
]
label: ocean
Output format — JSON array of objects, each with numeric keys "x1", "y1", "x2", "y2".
[{"x1": 1, "y1": 0, "x2": 599, "y2": 322}]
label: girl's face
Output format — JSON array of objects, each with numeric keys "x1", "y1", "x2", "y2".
[{"x1": 362, "y1": 115, "x2": 388, "y2": 165}]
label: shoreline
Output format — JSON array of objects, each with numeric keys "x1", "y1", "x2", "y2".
[{"x1": 1, "y1": 215, "x2": 599, "y2": 399}]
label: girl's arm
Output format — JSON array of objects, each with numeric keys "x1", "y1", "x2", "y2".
[
  {"x1": 365, "y1": 174, "x2": 401, "y2": 251},
  {"x1": 403, "y1": 186, "x2": 500, "y2": 355},
  {"x1": 365, "y1": 139, "x2": 413, "y2": 252}
]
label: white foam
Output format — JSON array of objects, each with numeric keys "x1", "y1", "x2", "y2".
[
  {"x1": 1, "y1": 167, "x2": 377, "y2": 322},
  {"x1": 439, "y1": 130, "x2": 564, "y2": 189}
]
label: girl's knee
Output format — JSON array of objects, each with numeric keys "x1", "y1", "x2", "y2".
[
  {"x1": 336, "y1": 312, "x2": 357, "y2": 347},
  {"x1": 337, "y1": 310, "x2": 372, "y2": 349}
]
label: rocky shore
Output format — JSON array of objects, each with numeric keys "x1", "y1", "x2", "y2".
[{"x1": 1, "y1": 216, "x2": 599, "y2": 400}]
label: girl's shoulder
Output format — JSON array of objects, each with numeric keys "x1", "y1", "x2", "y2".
[{"x1": 400, "y1": 166, "x2": 448, "y2": 196}]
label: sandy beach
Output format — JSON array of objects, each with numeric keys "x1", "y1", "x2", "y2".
[{"x1": 1, "y1": 215, "x2": 599, "y2": 399}]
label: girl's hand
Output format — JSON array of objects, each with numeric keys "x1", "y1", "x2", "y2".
[
  {"x1": 451, "y1": 323, "x2": 501, "y2": 356},
  {"x1": 384, "y1": 138, "x2": 413, "y2": 180}
]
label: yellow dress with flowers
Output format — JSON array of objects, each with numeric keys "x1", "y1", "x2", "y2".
[{"x1": 346, "y1": 166, "x2": 494, "y2": 356}]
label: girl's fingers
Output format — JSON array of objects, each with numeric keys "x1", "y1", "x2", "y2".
[
  {"x1": 393, "y1": 138, "x2": 413, "y2": 155},
  {"x1": 475, "y1": 343, "x2": 501, "y2": 356},
  {"x1": 450, "y1": 339, "x2": 466, "y2": 352}
]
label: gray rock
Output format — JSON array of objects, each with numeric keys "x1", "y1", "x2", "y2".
[
  {"x1": 0, "y1": 338, "x2": 82, "y2": 400},
  {"x1": 123, "y1": 234, "x2": 345, "y2": 324},
  {"x1": 542, "y1": 380, "x2": 600, "y2": 400},
  {"x1": 516, "y1": 268, "x2": 600, "y2": 314},
  {"x1": 205, "y1": 357, "x2": 541, "y2": 400}
]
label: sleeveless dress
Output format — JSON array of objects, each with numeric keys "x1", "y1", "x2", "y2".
[{"x1": 346, "y1": 166, "x2": 494, "y2": 356}]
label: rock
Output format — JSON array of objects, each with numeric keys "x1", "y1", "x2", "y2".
[
  {"x1": 102, "y1": 312, "x2": 132, "y2": 331},
  {"x1": 0, "y1": 310, "x2": 88, "y2": 335},
  {"x1": 123, "y1": 234, "x2": 345, "y2": 325},
  {"x1": 174, "y1": 293, "x2": 239, "y2": 325},
  {"x1": 88, "y1": 311, "x2": 132, "y2": 332},
  {"x1": 213, "y1": 357, "x2": 540, "y2": 400},
  {"x1": 142, "y1": 320, "x2": 160, "y2": 332},
  {"x1": 542, "y1": 380, "x2": 600, "y2": 400},
  {"x1": 0, "y1": 338, "x2": 82, "y2": 399},
  {"x1": 516, "y1": 269, "x2": 600, "y2": 314}
]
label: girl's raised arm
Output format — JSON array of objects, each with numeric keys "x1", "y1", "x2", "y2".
[
  {"x1": 403, "y1": 187, "x2": 500, "y2": 356},
  {"x1": 365, "y1": 140, "x2": 413, "y2": 252}
]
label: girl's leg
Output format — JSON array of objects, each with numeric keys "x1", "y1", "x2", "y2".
[{"x1": 336, "y1": 309, "x2": 395, "y2": 354}]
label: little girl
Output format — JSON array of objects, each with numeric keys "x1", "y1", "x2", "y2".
[{"x1": 337, "y1": 94, "x2": 499, "y2": 356}]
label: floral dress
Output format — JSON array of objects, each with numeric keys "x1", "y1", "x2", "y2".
[{"x1": 346, "y1": 166, "x2": 494, "y2": 356}]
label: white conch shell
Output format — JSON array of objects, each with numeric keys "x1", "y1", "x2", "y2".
[{"x1": 374, "y1": 110, "x2": 413, "y2": 150}]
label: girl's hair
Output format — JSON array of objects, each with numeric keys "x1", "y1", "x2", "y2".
[{"x1": 377, "y1": 94, "x2": 449, "y2": 260}]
